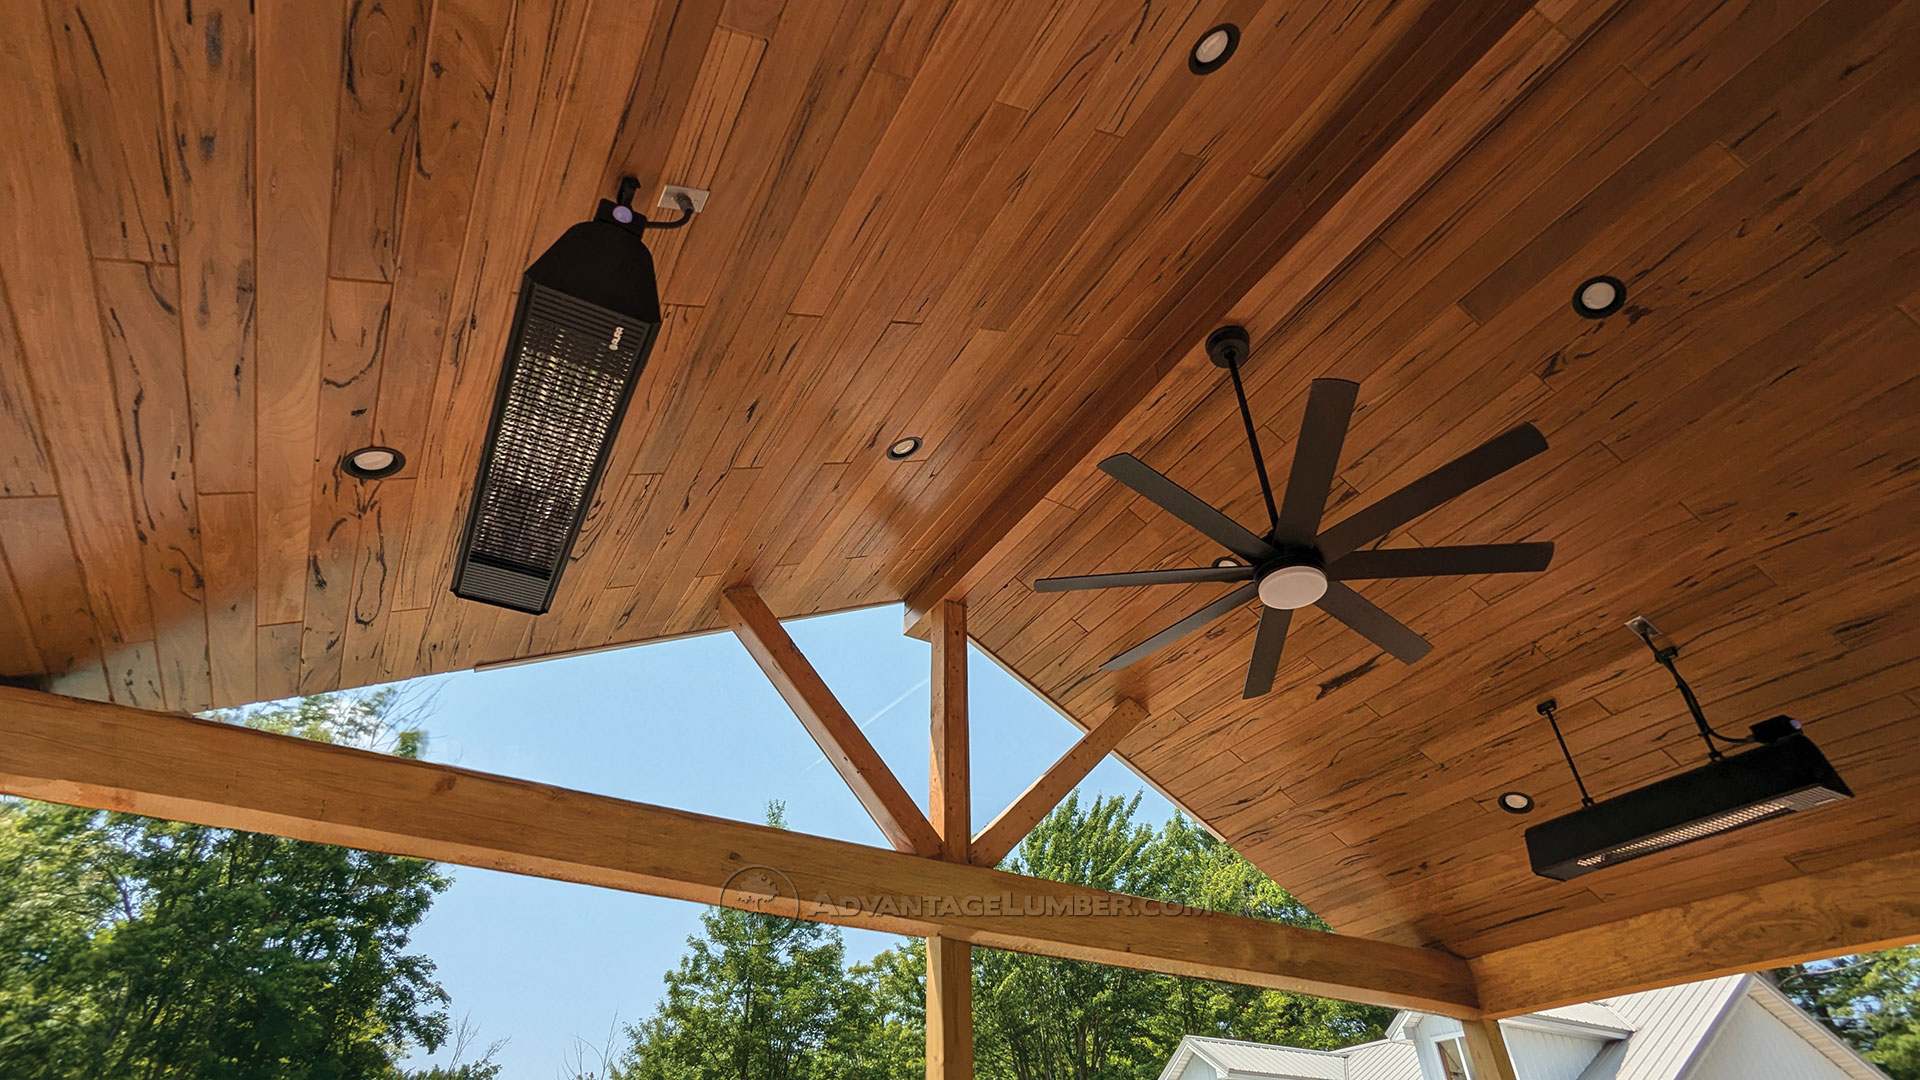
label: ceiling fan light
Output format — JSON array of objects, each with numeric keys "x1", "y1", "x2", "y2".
[
  {"x1": 452, "y1": 198, "x2": 664, "y2": 615},
  {"x1": 1258, "y1": 564, "x2": 1327, "y2": 609}
]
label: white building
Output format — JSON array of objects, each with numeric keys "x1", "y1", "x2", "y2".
[{"x1": 1158, "y1": 975, "x2": 1886, "y2": 1080}]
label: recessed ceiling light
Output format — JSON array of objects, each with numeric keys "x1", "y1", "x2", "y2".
[
  {"x1": 1189, "y1": 24, "x2": 1239, "y2": 75},
  {"x1": 342, "y1": 445, "x2": 405, "y2": 479},
  {"x1": 1499, "y1": 791, "x2": 1535, "y2": 814},
  {"x1": 1212, "y1": 556, "x2": 1242, "y2": 568},
  {"x1": 1572, "y1": 275, "x2": 1625, "y2": 319},
  {"x1": 886, "y1": 436, "x2": 923, "y2": 460}
]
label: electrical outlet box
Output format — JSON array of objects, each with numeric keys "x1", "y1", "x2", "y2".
[{"x1": 660, "y1": 184, "x2": 710, "y2": 213}]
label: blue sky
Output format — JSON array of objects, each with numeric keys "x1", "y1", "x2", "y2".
[{"x1": 395, "y1": 603, "x2": 1175, "y2": 1076}]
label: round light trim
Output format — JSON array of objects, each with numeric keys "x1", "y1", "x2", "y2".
[
  {"x1": 1499, "y1": 791, "x2": 1535, "y2": 814},
  {"x1": 342, "y1": 445, "x2": 405, "y2": 479},
  {"x1": 1572, "y1": 274, "x2": 1625, "y2": 319},
  {"x1": 1189, "y1": 24, "x2": 1239, "y2": 74},
  {"x1": 1257, "y1": 564, "x2": 1327, "y2": 610},
  {"x1": 885, "y1": 436, "x2": 924, "y2": 460},
  {"x1": 1212, "y1": 556, "x2": 1242, "y2": 568}
]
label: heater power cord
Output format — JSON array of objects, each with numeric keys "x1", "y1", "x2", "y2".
[
  {"x1": 1632, "y1": 631, "x2": 1754, "y2": 760},
  {"x1": 609, "y1": 177, "x2": 696, "y2": 231},
  {"x1": 640, "y1": 192, "x2": 696, "y2": 231}
]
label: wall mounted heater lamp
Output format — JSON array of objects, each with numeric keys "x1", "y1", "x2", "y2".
[
  {"x1": 452, "y1": 178, "x2": 693, "y2": 614},
  {"x1": 1524, "y1": 730, "x2": 1851, "y2": 881}
]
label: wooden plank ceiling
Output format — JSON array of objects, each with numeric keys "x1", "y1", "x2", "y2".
[{"x1": 2, "y1": 0, "x2": 1918, "y2": 962}]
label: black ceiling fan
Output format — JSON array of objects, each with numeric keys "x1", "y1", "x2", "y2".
[{"x1": 1035, "y1": 326, "x2": 1555, "y2": 699}]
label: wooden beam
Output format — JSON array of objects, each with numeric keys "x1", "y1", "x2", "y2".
[
  {"x1": 720, "y1": 586, "x2": 942, "y2": 857},
  {"x1": 972, "y1": 699, "x2": 1149, "y2": 868},
  {"x1": 1470, "y1": 849, "x2": 1920, "y2": 1017},
  {"x1": 899, "y1": 0, "x2": 1571, "y2": 638},
  {"x1": 927, "y1": 934, "x2": 973, "y2": 1080},
  {"x1": 930, "y1": 598, "x2": 968, "y2": 862},
  {"x1": 1459, "y1": 1018, "x2": 1520, "y2": 1080},
  {"x1": 0, "y1": 686, "x2": 1481, "y2": 1015}
]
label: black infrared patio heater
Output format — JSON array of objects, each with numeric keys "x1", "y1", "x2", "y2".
[
  {"x1": 451, "y1": 179, "x2": 693, "y2": 614},
  {"x1": 1523, "y1": 619, "x2": 1852, "y2": 881}
]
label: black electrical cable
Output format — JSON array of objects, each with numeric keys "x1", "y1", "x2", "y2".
[
  {"x1": 1631, "y1": 629, "x2": 1754, "y2": 761},
  {"x1": 640, "y1": 192, "x2": 696, "y2": 231}
]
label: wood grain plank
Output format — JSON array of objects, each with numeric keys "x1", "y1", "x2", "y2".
[
  {"x1": 198, "y1": 491, "x2": 256, "y2": 706},
  {"x1": 155, "y1": 0, "x2": 256, "y2": 494},
  {"x1": 517, "y1": 0, "x2": 664, "y2": 263},
  {"x1": 97, "y1": 260, "x2": 212, "y2": 712},
  {"x1": 300, "y1": 280, "x2": 388, "y2": 692},
  {"x1": 338, "y1": 476, "x2": 414, "y2": 689},
  {"x1": 257, "y1": 620, "x2": 301, "y2": 701},
  {"x1": 0, "y1": 546, "x2": 47, "y2": 678},
  {"x1": 0, "y1": 7, "x2": 155, "y2": 649},
  {"x1": 601, "y1": 0, "x2": 726, "y2": 202},
  {"x1": 366, "y1": 0, "x2": 514, "y2": 462},
  {"x1": 720, "y1": 0, "x2": 783, "y2": 38},
  {"x1": 0, "y1": 273, "x2": 56, "y2": 496},
  {"x1": 0, "y1": 497, "x2": 109, "y2": 699},
  {"x1": 329, "y1": 0, "x2": 428, "y2": 281},
  {"x1": 637, "y1": 27, "x2": 765, "y2": 289},
  {"x1": 255, "y1": 0, "x2": 348, "y2": 626},
  {"x1": 44, "y1": 0, "x2": 176, "y2": 262}
]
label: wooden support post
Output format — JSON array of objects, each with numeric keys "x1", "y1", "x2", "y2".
[
  {"x1": 927, "y1": 598, "x2": 973, "y2": 1078},
  {"x1": 971, "y1": 699, "x2": 1148, "y2": 867},
  {"x1": 927, "y1": 933, "x2": 974, "y2": 1080},
  {"x1": 930, "y1": 598, "x2": 969, "y2": 864},
  {"x1": 719, "y1": 586, "x2": 942, "y2": 857},
  {"x1": 1458, "y1": 1018, "x2": 1519, "y2": 1080}
]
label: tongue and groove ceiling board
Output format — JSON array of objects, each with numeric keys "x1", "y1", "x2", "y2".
[{"x1": 1, "y1": 0, "x2": 1918, "y2": 963}]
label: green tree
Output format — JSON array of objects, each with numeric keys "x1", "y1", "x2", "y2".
[
  {"x1": 0, "y1": 691, "x2": 456, "y2": 1080},
  {"x1": 1776, "y1": 948, "x2": 1920, "y2": 1079},
  {"x1": 615, "y1": 804, "x2": 913, "y2": 1080},
  {"x1": 956, "y1": 793, "x2": 1390, "y2": 1080}
]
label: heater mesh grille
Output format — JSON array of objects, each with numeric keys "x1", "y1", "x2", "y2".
[
  {"x1": 1570, "y1": 786, "x2": 1846, "y2": 873},
  {"x1": 465, "y1": 285, "x2": 646, "y2": 591}
]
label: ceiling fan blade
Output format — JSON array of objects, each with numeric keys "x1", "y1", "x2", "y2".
[
  {"x1": 1313, "y1": 580, "x2": 1433, "y2": 664},
  {"x1": 1273, "y1": 379, "x2": 1359, "y2": 543},
  {"x1": 1035, "y1": 565, "x2": 1256, "y2": 592},
  {"x1": 1100, "y1": 454, "x2": 1277, "y2": 563},
  {"x1": 1329, "y1": 542, "x2": 1555, "y2": 580},
  {"x1": 1100, "y1": 582, "x2": 1259, "y2": 671},
  {"x1": 1315, "y1": 424, "x2": 1548, "y2": 560},
  {"x1": 1241, "y1": 606, "x2": 1293, "y2": 699}
]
